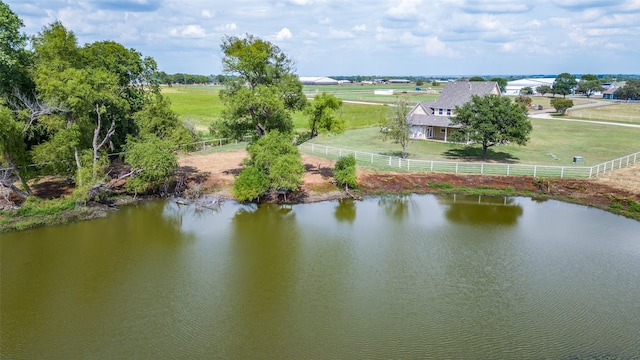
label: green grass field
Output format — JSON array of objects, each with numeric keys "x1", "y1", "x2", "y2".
[
  {"x1": 307, "y1": 118, "x2": 640, "y2": 166},
  {"x1": 568, "y1": 103, "x2": 640, "y2": 124},
  {"x1": 165, "y1": 86, "x2": 640, "y2": 166}
]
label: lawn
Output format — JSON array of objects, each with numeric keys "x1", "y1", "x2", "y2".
[
  {"x1": 568, "y1": 103, "x2": 640, "y2": 124},
  {"x1": 162, "y1": 86, "x2": 222, "y2": 132},
  {"x1": 307, "y1": 118, "x2": 640, "y2": 166},
  {"x1": 165, "y1": 86, "x2": 640, "y2": 167}
]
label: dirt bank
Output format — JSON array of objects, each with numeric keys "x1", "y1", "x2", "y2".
[{"x1": 177, "y1": 150, "x2": 640, "y2": 219}]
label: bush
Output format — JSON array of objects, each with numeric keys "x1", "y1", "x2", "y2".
[
  {"x1": 232, "y1": 166, "x2": 269, "y2": 202},
  {"x1": 334, "y1": 154, "x2": 357, "y2": 189}
]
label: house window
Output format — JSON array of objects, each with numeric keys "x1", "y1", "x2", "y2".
[
  {"x1": 438, "y1": 109, "x2": 443, "y2": 115},
  {"x1": 446, "y1": 109, "x2": 451, "y2": 116},
  {"x1": 440, "y1": 128, "x2": 446, "y2": 133}
]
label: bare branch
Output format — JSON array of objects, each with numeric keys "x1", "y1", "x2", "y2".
[{"x1": 6, "y1": 89, "x2": 69, "y2": 131}]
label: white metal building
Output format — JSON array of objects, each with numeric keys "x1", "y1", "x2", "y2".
[{"x1": 504, "y1": 78, "x2": 555, "y2": 95}]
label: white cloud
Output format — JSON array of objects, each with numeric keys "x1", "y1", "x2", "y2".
[
  {"x1": 215, "y1": 23, "x2": 237, "y2": 31},
  {"x1": 5, "y1": 0, "x2": 640, "y2": 75},
  {"x1": 275, "y1": 28, "x2": 293, "y2": 40},
  {"x1": 170, "y1": 24, "x2": 206, "y2": 38},
  {"x1": 387, "y1": 0, "x2": 423, "y2": 20},
  {"x1": 328, "y1": 28, "x2": 355, "y2": 39},
  {"x1": 353, "y1": 24, "x2": 367, "y2": 32}
]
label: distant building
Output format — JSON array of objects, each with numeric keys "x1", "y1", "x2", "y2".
[
  {"x1": 602, "y1": 87, "x2": 619, "y2": 99},
  {"x1": 505, "y1": 78, "x2": 555, "y2": 95},
  {"x1": 299, "y1": 76, "x2": 339, "y2": 85},
  {"x1": 374, "y1": 89, "x2": 395, "y2": 95},
  {"x1": 387, "y1": 79, "x2": 411, "y2": 84}
]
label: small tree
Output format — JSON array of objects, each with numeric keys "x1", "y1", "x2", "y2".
[
  {"x1": 124, "y1": 135, "x2": 178, "y2": 194},
  {"x1": 550, "y1": 98, "x2": 574, "y2": 115},
  {"x1": 232, "y1": 166, "x2": 269, "y2": 202},
  {"x1": 520, "y1": 87, "x2": 533, "y2": 95},
  {"x1": 536, "y1": 85, "x2": 552, "y2": 96},
  {"x1": 381, "y1": 100, "x2": 412, "y2": 158},
  {"x1": 235, "y1": 130, "x2": 304, "y2": 202},
  {"x1": 306, "y1": 92, "x2": 343, "y2": 139},
  {"x1": 452, "y1": 94, "x2": 532, "y2": 161},
  {"x1": 515, "y1": 95, "x2": 532, "y2": 108},
  {"x1": 334, "y1": 154, "x2": 357, "y2": 190}
]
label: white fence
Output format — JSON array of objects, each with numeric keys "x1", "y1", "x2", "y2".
[
  {"x1": 299, "y1": 143, "x2": 640, "y2": 179},
  {"x1": 2, "y1": 140, "x2": 638, "y2": 180}
]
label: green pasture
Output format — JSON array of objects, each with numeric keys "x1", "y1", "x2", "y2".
[
  {"x1": 568, "y1": 103, "x2": 640, "y2": 124},
  {"x1": 165, "y1": 86, "x2": 640, "y2": 166},
  {"x1": 307, "y1": 119, "x2": 640, "y2": 166},
  {"x1": 162, "y1": 87, "x2": 222, "y2": 132}
]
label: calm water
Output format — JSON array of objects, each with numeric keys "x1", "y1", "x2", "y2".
[{"x1": 1, "y1": 195, "x2": 639, "y2": 359}]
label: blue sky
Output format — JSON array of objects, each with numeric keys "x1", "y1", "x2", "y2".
[{"x1": 5, "y1": 0, "x2": 640, "y2": 76}]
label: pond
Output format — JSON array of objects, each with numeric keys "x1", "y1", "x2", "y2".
[{"x1": 1, "y1": 195, "x2": 639, "y2": 359}]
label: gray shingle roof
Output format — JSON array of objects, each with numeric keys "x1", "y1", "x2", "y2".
[{"x1": 407, "y1": 81, "x2": 500, "y2": 127}]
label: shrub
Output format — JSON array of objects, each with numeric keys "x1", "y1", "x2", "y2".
[
  {"x1": 232, "y1": 166, "x2": 269, "y2": 202},
  {"x1": 334, "y1": 154, "x2": 357, "y2": 189}
]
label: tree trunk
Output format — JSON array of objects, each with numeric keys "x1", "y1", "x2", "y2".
[
  {"x1": 92, "y1": 104, "x2": 115, "y2": 178},
  {"x1": 482, "y1": 144, "x2": 488, "y2": 161}
]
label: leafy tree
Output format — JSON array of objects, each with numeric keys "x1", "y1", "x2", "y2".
[
  {"x1": 334, "y1": 154, "x2": 357, "y2": 190},
  {"x1": 576, "y1": 74, "x2": 603, "y2": 98},
  {"x1": 489, "y1": 77, "x2": 507, "y2": 93},
  {"x1": 381, "y1": 100, "x2": 412, "y2": 158},
  {"x1": 552, "y1": 73, "x2": 577, "y2": 98},
  {"x1": 616, "y1": 79, "x2": 640, "y2": 100},
  {"x1": 469, "y1": 76, "x2": 485, "y2": 82},
  {"x1": 520, "y1": 87, "x2": 533, "y2": 95},
  {"x1": 232, "y1": 166, "x2": 269, "y2": 202},
  {"x1": 415, "y1": 79, "x2": 424, "y2": 86},
  {"x1": 306, "y1": 92, "x2": 343, "y2": 138},
  {"x1": 576, "y1": 80, "x2": 603, "y2": 98},
  {"x1": 536, "y1": 85, "x2": 552, "y2": 96},
  {"x1": 124, "y1": 135, "x2": 178, "y2": 194},
  {"x1": 0, "y1": 105, "x2": 33, "y2": 197},
  {"x1": 452, "y1": 94, "x2": 532, "y2": 161},
  {"x1": 235, "y1": 130, "x2": 304, "y2": 201},
  {"x1": 0, "y1": 1, "x2": 34, "y2": 99},
  {"x1": 134, "y1": 92, "x2": 197, "y2": 148},
  {"x1": 219, "y1": 34, "x2": 306, "y2": 139},
  {"x1": 550, "y1": 98, "x2": 574, "y2": 115}
]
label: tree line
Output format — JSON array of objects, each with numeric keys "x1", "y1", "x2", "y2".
[{"x1": 1, "y1": 2, "x2": 195, "y2": 201}]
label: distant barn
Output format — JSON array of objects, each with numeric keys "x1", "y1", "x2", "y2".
[{"x1": 299, "y1": 76, "x2": 339, "y2": 85}]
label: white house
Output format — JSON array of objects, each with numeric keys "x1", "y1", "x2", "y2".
[{"x1": 406, "y1": 81, "x2": 501, "y2": 141}]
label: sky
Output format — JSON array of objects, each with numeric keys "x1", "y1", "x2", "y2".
[{"x1": 5, "y1": 0, "x2": 640, "y2": 77}]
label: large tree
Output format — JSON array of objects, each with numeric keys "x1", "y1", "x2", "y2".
[
  {"x1": 616, "y1": 79, "x2": 640, "y2": 100},
  {"x1": 381, "y1": 99, "x2": 412, "y2": 158},
  {"x1": 306, "y1": 92, "x2": 343, "y2": 138},
  {"x1": 218, "y1": 34, "x2": 306, "y2": 139},
  {"x1": 489, "y1": 77, "x2": 508, "y2": 93},
  {"x1": 452, "y1": 94, "x2": 532, "y2": 161},
  {"x1": 552, "y1": 73, "x2": 577, "y2": 98},
  {"x1": 576, "y1": 74, "x2": 604, "y2": 98},
  {"x1": 0, "y1": 1, "x2": 33, "y2": 99}
]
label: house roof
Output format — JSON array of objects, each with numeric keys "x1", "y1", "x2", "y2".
[
  {"x1": 430, "y1": 81, "x2": 500, "y2": 109},
  {"x1": 603, "y1": 87, "x2": 618, "y2": 95},
  {"x1": 407, "y1": 81, "x2": 499, "y2": 128}
]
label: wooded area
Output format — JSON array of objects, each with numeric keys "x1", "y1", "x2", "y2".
[{"x1": 1, "y1": 2, "x2": 195, "y2": 201}]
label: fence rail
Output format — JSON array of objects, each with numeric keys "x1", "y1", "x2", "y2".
[{"x1": 298, "y1": 143, "x2": 640, "y2": 179}]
